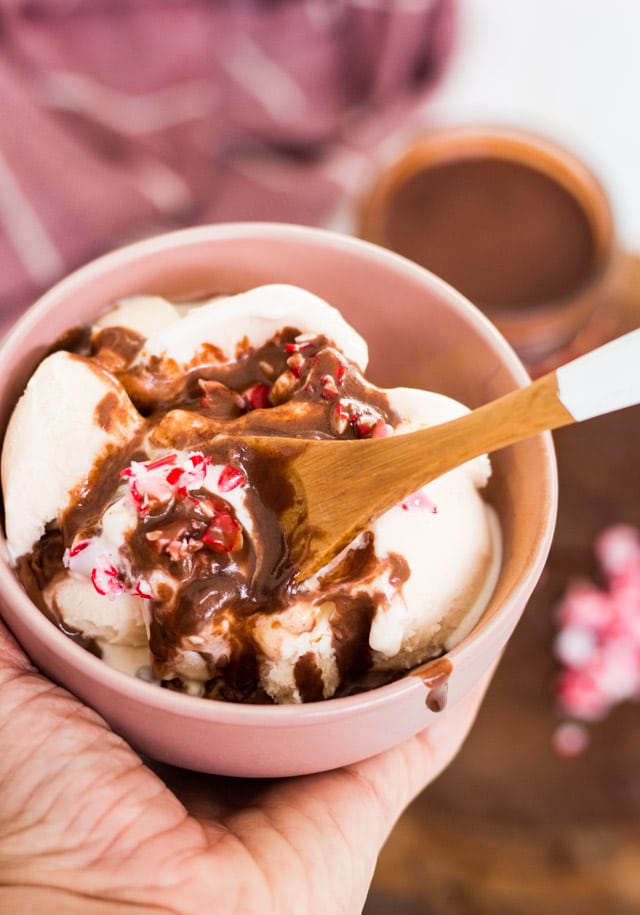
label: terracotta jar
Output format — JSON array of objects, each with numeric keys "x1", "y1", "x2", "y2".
[{"x1": 357, "y1": 126, "x2": 627, "y2": 372}]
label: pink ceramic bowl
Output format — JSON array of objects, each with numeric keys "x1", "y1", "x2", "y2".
[{"x1": 0, "y1": 224, "x2": 557, "y2": 777}]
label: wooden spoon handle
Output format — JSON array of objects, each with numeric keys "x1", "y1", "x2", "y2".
[
  {"x1": 242, "y1": 328, "x2": 640, "y2": 581},
  {"x1": 345, "y1": 326, "x2": 640, "y2": 509},
  {"x1": 363, "y1": 370, "x2": 571, "y2": 500}
]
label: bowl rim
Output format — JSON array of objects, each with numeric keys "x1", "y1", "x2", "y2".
[{"x1": 0, "y1": 222, "x2": 558, "y2": 725}]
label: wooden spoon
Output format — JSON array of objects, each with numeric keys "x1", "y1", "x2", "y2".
[{"x1": 161, "y1": 328, "x2": 640, "y2": 581}]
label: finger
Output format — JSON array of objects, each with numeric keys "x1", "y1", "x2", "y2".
[
  {"x1": 353, "y1": 664, "x2": 497, "y2": 828},
  {"x1": 0, "y1": 617, "x2": 35, "y2": 679},
  {"x1": 225, "y1": 666, "x2": 496, "y2": 915}
]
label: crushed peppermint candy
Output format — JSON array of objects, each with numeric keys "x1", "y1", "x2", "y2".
[
  {"x1": 217, "y1": 464, "x2": 246, "y2": 493},
  {"x1": 243, "y1": 382, "x2": 271, "y2": 410},
  {"x1": 121, "y1": 451, "x2": 210, "y2": 512},
  {"x1": 553, "y1": 524, "x2": 640, "y2": 754},
  {"x1": 551, "y1": 721, "x2": 589, "y2": 758},
  {"x1": 65, "y1": 451, "x2": 247, "y2": 600},
  {"x1": 67, "y1": 547, "x2": 154, "y2": 602},
  {"x1": 90, "y1": 554, "x2": 125, "y2": 600},
  {"x1": 65, "y1": 528, "x2": 131, "y2": 599},
  {"x1": 401, "y1": 490, "x2": 437, "y2": 513}
]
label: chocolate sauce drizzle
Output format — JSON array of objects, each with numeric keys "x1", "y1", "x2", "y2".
[
  {"x1": 413, "y1": 657, "x2": 453, "y2": 712},
  {"x1": 18, "y1": 316, "x2": 432, "y2": 703}
]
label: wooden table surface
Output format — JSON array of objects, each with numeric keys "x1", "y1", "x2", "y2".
[{"x1": 364, "y1": 261, "x2": 640, "y2": 915}]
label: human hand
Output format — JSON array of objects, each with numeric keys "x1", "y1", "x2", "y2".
[{"x1": 0, "y1": 620, "x2": 490, "y2": 915}]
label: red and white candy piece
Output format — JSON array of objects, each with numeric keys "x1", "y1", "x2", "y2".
[
  {"x1": 120, "y1": 451, "x2": 210, "y2": 512},
  {"x1": 401, "y1": 490, "x2": 437, "y2": 513},
  {"x1": 65, "y1": 540, "x2": 154, "y2": 602},
  {"x1": 91, "y1": 554, "x2": 126, "y2": 600},
  {"x1": 217, "y1": 464, "x2": 246, "y2": 493}
]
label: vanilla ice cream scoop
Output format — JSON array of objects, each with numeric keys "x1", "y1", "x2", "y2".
[
  {"x1": 2, "y1": 284, "x2": 500, "y2": 703},
  {"x1": 251, "y1": 386, "x2": 498, "y2": 703},
  {"x1": 137, "y1": 283, "x2": 369, "y2": 371},
  {"x1": 2, "y1": 351, "x2": 143, "y2": 561}
]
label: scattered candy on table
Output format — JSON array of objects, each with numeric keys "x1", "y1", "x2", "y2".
[{"x1": 552, "y1": 524, "x2": 640, "y2": 756}]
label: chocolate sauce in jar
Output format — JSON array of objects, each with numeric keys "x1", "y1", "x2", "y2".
[{"x1": 380, "y1": 157, "x2": 596, "y2": 310}]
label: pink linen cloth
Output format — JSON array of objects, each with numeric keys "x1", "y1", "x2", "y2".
[{"x1": 0, "y1": 0, "x2": 454, "y2": 334}]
